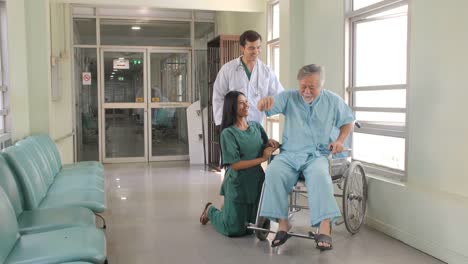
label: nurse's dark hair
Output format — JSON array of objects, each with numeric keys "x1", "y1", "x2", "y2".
[
  {"x1": 239, "y1": 30, "x2": 262, "y2": 46},
  {"x1": 221, "y1": 91, "x2": 245, "y2": 132}
]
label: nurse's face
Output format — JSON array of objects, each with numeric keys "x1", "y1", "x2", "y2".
[
  {"x1": 299, "y1": 73, "x2": 321, "y2": 103},
  {"x1": 241, "y1": 40, "x2": 261, "y2": 63},
  {"x1": 236, "y1": 94, "x2": 249, "y2": 118}
]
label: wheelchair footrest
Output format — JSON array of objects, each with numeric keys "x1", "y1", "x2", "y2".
[{"x1": 246, "y1": 223, "x2": 316, "y2": 240}]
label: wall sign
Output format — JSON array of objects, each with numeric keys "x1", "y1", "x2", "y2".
[
  {"x1": 82, "y1": 72, "x2": 92, "y2": 85},
  {"x1": 113, "y1": 58, "x2": 129, "y2": 69}
]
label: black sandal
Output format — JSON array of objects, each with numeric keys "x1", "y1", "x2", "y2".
[
  {"x1": 315, "y1": 234, "x2": 333, "y2": 251},
  {"x1": 199, "y1": 202, "x2": 212, "y2": 225},
  {"x1": 271, "y1": 231, "x2": 290, "y2": 247}
]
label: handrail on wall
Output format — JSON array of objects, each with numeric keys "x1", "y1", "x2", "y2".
[{"x1": 54, "y1": 131, "x2": 75, "y2": 143}]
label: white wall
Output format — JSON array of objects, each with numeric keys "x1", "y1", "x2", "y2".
[
  {"x1": 23, "y1": 0, "x2": 74, "y2": 163},
  {"x1": 302, "y1": 0, "x2": 344, "y2": 96},
  {"x1": 286, "y1": 0, "x2": 468, "y2": 263},
  {"x1": 6, "y1": 0, "x2": 30, "y2": 141},
  {"x1": 25, "y1": 0, "x2": 50, "y2": 135},
  {"x1": 49, "y1": 2, "x2": 74, "y2": 163},
  {"x1": 279, "y1": 0, "x2": 304, "y2": 89}
]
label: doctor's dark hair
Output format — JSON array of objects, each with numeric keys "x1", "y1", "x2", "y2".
[
  {"x1": 221, "y1": 91, "x2": 245, "y2": 132},
  {"x1": 240, "y1": 30, "x2": 262, "y2": 46}
]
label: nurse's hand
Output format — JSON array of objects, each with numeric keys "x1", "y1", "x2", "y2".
[
  {"x1": 257, "y1": 96, "x2": 275, "y2": 111},
  {"x1": 329, "y1": 141, "x2": 344, "y2": 154},
  {"x1": 262, "y1": 146, "x2": 275, "y2": 161}
]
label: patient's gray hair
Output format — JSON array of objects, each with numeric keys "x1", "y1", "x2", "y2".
[{"x1": 297, "y1": 64, "x2": 325, "y2": 87}]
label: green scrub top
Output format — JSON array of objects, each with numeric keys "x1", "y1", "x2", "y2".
[
  {"x1": 240, "y1": 58, "x2": 252, "y2": 80},
  {"x1": 220, "y1": 121, "x2": 268, "y2": 204}
]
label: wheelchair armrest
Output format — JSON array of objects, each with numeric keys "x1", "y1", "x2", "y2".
[{"x1": 327, "y1": 148, "x2": 352, "y2": 161}]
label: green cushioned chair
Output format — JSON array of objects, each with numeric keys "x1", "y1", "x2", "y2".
[
  {"x1": 3, "y1": 146, "x2": 106, "y2": 213},
  {"x1": 0, "y1": 187, "x2": 107, "y2": 264},
  {"x1": 0, "y1": 155, "x2": 96, "y2": 234},
  {"x1": 31, "y1": 134, "x2": 104, "y2": 173},
  {"x1": 26, "y1": 136, "x2": 104, "y2": 180},
  {"x1": 16, "y1": 139, "x2": 104, "y2": 193},
  {"x1": 40, "y1": 190, "x2": 106, "y2": 213}
]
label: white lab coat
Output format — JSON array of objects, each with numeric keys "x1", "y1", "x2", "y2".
[{"x1": 212, "y1": 57, "x2": 284, "y2": 125}]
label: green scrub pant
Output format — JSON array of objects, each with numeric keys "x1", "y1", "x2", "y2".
[{"x1": 208, "y1": 199, "x2": 258, "y2": 237}]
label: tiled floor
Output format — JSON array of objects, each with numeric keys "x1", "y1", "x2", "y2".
[{"x1": 102, "y1": 162, "x2": 444, "y2": 264}]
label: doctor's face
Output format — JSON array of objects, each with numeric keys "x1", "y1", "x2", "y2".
[
  {"x1": 299, "y1": 73, "x2": 321, "y2": 103},
  {"x1": 240, "y1": 40, "x2": 261, "y2": 63},
  {"x1": 236, "y1": 94, "x2": 249, "y2": 118}
]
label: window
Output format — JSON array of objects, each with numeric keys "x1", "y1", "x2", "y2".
[
  {"x1": 346, "y1": 0, "x2": 408, "y2": 179},
  {"x1": 265, "y1": 0, "x2": 280, "y2": 141},
  {"x1": 0, "y1": 1, "x2": 11, "y2": 149},
  {"x1": 267, "y1": 1, "x2": 280, "y2": 77}
]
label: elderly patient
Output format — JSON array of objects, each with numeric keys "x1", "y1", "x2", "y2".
[{"x1": 257, "y1": 64, "x2": 354, "y2": 250}]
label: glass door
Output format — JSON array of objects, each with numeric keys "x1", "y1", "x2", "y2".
[
  {"x1": 148, "y1": 50, "x2": 191, "y2": 161},
  {"x1": 100, "y1": 49, "x2": 148, "y2": 162}
]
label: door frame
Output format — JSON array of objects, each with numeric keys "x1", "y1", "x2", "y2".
[
  {"x1": 99, "y1": 47, "x2": 148, "y2": 163},
  {"x1": 98, "y1": 47, "x2": 192, "y2": 162},
  {"x1": 147, "y1": 48, "x2": 191, "y2": 161}
]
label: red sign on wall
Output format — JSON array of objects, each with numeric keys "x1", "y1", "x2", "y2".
[{"x1": 82, "y1": 72, "x2": 92, "y2": 85}]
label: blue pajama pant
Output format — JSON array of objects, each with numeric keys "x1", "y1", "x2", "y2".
[{"x1": 259, "y1": 152, "x2": 341, "y2": 227}]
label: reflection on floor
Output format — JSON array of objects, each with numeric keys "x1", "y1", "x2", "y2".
[
  {"x1": 102, "y1": 162, "x2": 444, "y2": 264},
  {"x1": 152, "y1": 137, "x2": 188, "y2": 156},
  {"x1": 105, "y1": 117, "x2": 145, "y2": 158},
  {"x1": 81, "y1": 142, "x2": 99, "y2": 161}
]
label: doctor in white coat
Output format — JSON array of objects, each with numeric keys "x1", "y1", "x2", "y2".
[{"x1": 212, "y1": 30, "x2": 284, "y2": 126}]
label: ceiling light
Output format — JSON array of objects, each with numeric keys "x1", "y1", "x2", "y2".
[{"x1": 131, "y1": 26, "x2": 141, "y2": 30}]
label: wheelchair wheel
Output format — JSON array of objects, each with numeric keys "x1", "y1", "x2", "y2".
[
  {"x1": 342, "y1": 162, "x2": 368, "y2": 234},
  {"x1": 255, "y1": 217, "x2": 271, "y2": 241}
]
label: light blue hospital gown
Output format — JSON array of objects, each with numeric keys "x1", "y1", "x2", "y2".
[{"x1": 259, "y1": 89, "x2": 354, "y2": 226}]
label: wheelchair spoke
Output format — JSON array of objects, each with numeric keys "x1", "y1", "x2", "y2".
[{"x1": 343, "y1": 163, "x2": 368, "y2": 233}]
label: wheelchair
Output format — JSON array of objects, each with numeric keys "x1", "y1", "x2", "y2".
[{"x1": 247, "y1": 148, "x2": 368, "y2": 241}]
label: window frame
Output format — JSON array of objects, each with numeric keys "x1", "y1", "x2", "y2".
[
  {"x1": 265, "y1": 0, "x2": 280, "y2": 139},
  {"x1": 267, "y1": 39, "x2": 280, "y2": 77},
  {"x1": 0, "y1": 1, "x2": 11, "y2": 148},
  {"x1": 345, "y1": 0, "x2": 409, "y2": 181}
]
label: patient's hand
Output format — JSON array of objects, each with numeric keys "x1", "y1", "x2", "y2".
[
  {"x1": 257, "y1": 96, "x2": 275, "y2": 111},
  {"x1": 328, "y1": 141, "x2": 344, "y2": 154},
  {"x1": 267, "y1": 139, "x2": 280, "y2": 149}
]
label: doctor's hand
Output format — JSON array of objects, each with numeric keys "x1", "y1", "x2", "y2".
[
  {"x1": 328, "y1": 140, "x2": 344, "y2": 154},
  {"x1": 257, "y1": 96, "x2": 275, "y2": 111}
]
